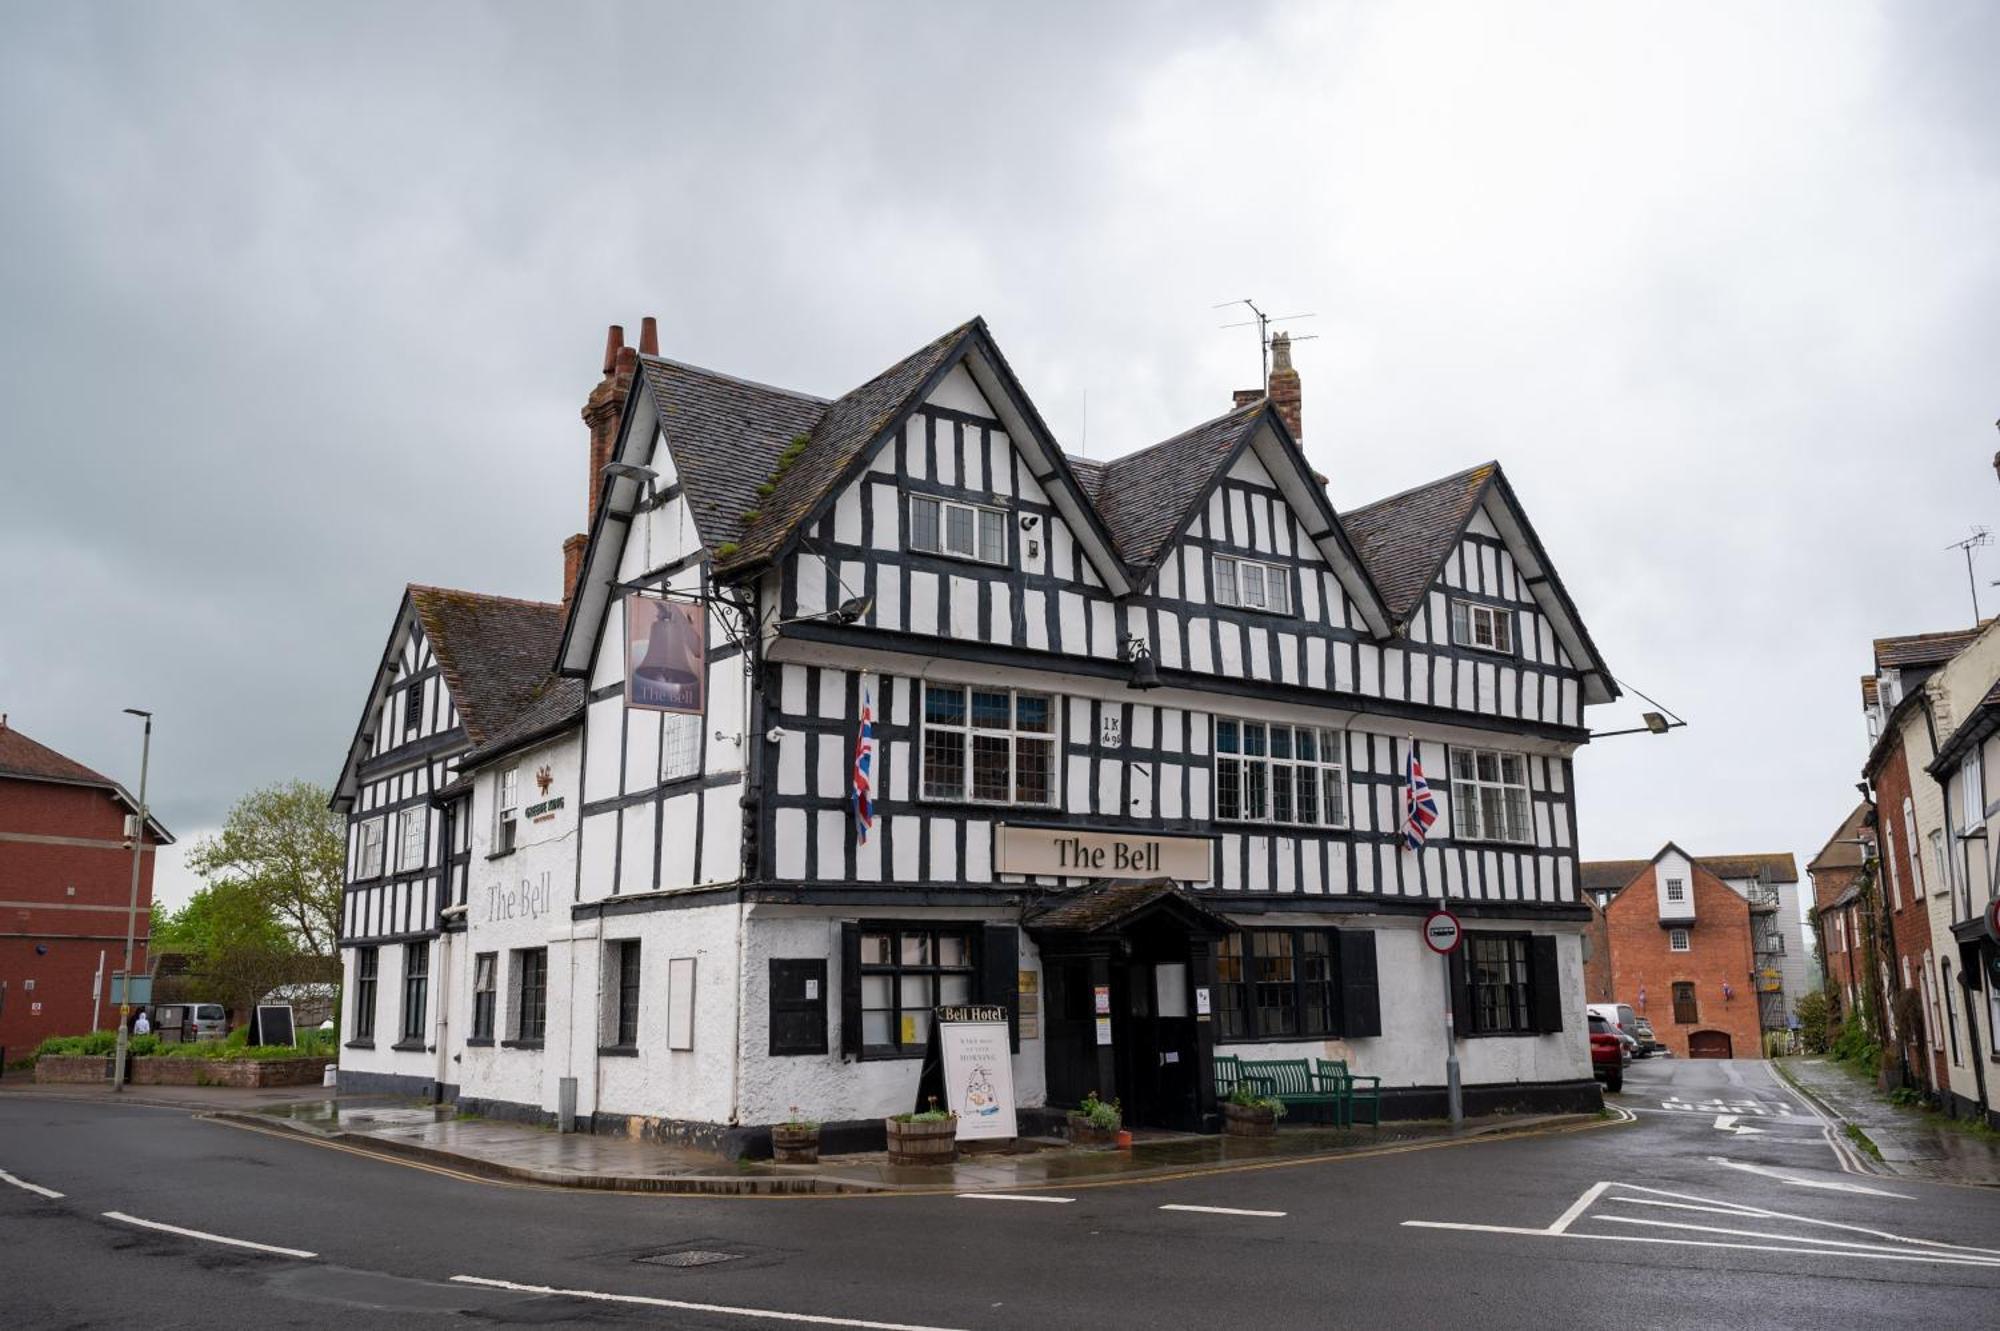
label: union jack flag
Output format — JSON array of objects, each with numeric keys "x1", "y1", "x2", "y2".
[
  {"x1": 852, "y1": 681, "x2": 876, "y2": 844},
  {"x1": 1403, "y1": 740, "x2": 1438, "y2": 851}
]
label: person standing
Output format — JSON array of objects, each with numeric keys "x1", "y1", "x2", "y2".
[{"x1": 132, "y1": 1009, "x2": 150, "y2": 1036}]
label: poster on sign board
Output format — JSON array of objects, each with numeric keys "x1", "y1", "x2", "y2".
[
  {"x1": 939, "y1": 1015, "x2": 1017, "y2": 1141},
  {"x1": 625, "y1": 596, "x2": 705, "y2": 714}
]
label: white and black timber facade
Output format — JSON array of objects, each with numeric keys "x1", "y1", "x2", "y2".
[{"x1": 332, "y1": 316, "x2": 1620, "y2": 1147}]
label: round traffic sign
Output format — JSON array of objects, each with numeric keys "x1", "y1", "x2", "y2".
[{"x1": 1423, "y1": 908, "x2": 1463, "y2": 955}]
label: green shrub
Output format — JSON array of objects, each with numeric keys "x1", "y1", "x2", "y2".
[
  {"x1": 1225, "y1": 1082, "x2": 1287, "y2": 1117},
  {"x1": 1074, "y1": 1091, "x2": 1122, "y2": 1131},
  {"x1": 224, "y1": 1023, "x2": 251, "y2": 1049},
  {"x1": 1830, "y1": 1016, "x2": 1881, "y2": 1071},
  {"x1": 1793, "y1": 991, "x2": 1832, "y2": 1055}
]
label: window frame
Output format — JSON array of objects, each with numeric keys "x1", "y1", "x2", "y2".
[
  {"x1": 607, "y1": 938, "x2": 641, "y2": 1050},
  {"x1": 1212, "y1": 553, "x2": 1294, "y2": 616},
  {"x1": 1668, "y1": 927, "x2": 1691, "y2": 953},
  {"x1": 660, "y1": 711, "x2": 702, "y2": 783},
  {"x1": 399, "y1": 941, "x2": 429, "y2": 1045},
  {"x1": 470, "y1": 952, "x2": 497, "y2": 1042},
  {"x1": 355, "y1": 815, "x2": 386, "y2": 880},
  {"x1": 1212, "y1": 719, "x2": 1348, "y2": 827},
  {"x1": 1449, "y1": 597, "x2": 1516, "y2": 655},
  {"x1": 1665, "y1": 877, "x2": 1686, "y2": 902},
  {"x1": 1904, "y1": 800, "x2": 1926, "y2": 896},
  {"x1": 908, "y1": 493, "x2": 1009, "y2": 566},
  {"x1": 510, "y1": 946, "x2": 548, "y2": 1045},
  {"x1": 1211, "y1": 928, "x2": 1344, "y2": 1042},
  {"x1": 856, "y1": 925, "x2": 978, "y2": 1059},
  {"x1": 494, "y1": 766, "x2": 520, "y2": 856},
  {"x1": 397, "y1": 809, "x2": 426, "y2": 873},
  {"x1": 919, "y1": 682, "x2": 1058, "y2": 807},
  {"x1": 1448, "y1": 747, "x2": 1533, "y2": 845},
  {"x1": 1465, "y1": 932, "x2": 1533, "y2": 1034},
  {"x1": 353, "y1": 945, "x2": 379, "y2": 1042},
  {"x1": 403, "y1": 682, "x2": 424, "y2": 734},
  {"x1": 1671, "y1": 980, "x2": 1699, "y2": 1026}
]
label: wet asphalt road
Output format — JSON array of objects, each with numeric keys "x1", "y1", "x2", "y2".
[{"x1": 2, "y1": 1057, "x2": 1997, "y2": 1329}]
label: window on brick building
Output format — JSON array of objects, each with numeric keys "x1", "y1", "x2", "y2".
[
  {"x1": 1669, "y1": 928, "x2": 1690, "y2": 952},
  {"x1": 1672, "y1": 981, "x2": 1698, "y2": 1025},
  {"x1": 1665, "y1": 878, "x2": 1685, "y2": 902}
]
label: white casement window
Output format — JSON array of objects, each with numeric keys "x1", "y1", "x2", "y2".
[
  {"x1": 1449, "y1": 599, "x2": 1515, "y2": 654},
  {"x1": 661, "y1": 712, "x2": 702, "y2": 782},
  {"x1": 1884, "y1": 828, "x2": 1904, "y2": 909},
  {"x1": 1212, "y1": 555, "x2": 1292, "y2": 615},
  {"x1": 1905, "y1": 800, "x2": 1925, "y2": 895},
  {"x1": 920, "y1": 684, "x2": 1055, "y2": 806},
  {"x1": 397, "y1": 810, "x2": 426, "y2": 872},
  {"x1": 1923, "y1": 953, "x2": 1943, "y2": 1051},
  {"x1": 495, "y1": 766, "x2": 520, "y2": 854},
  {"x1": 356, "y1": 815, "x2": 386, "y2": 879},
  {"x1": 909, "y1": 495, "x2": 1007, "y2": 565},
  {"x1": 1448, "y1": 748, "x2": 1532, "y2": 843},
  {"x1": 1834, "y1": 916, "x2": 1846, "y2": 953},
  {"x1": 1962, "y1": 757, "x2": 1985, "y2": 830},
  {"x1": 1665, "y1": 877, "x2": 1686, "y2": 902},
  {"x1": 1669, "y1": 928, "x2": 1691, "y2": 952},
  {"x1": 1213, "y1": 720, "x2": 1347, "y2": 826},
  {"x1": 1929, "y1": 828, "x2": 1951, "y2": 904}
]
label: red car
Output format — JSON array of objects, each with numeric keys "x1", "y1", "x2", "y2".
[{"x1": 1589, "y1": 1013, "x2": 1625, "y2": 1092}]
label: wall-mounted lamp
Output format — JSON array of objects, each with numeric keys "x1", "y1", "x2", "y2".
[{"x1": 1590, "y1": 680, "x2": 1688, "y2": 740}]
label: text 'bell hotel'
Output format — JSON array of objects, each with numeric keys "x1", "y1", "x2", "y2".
[{"x1": 331, "y1": 316, "x2": 1618, "y2": 1148}]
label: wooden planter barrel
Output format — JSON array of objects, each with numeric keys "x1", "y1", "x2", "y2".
[
  {"x1": 885, "y1": 1116, "x2": 958, "y2": 1165},
  {"x1": 1067, "y1": 1112, "x2": 1119, "y2": 1147},
  {"x1": 771, "y1": 1124, "x2": 821, "y2": 1164},
  {"x1": 1222, "y1": 1101, "x2": 1277, "y2": 1137}
]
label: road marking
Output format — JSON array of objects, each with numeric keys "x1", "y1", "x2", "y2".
[
  {"x1": 1596, "y1": 1214, "x2": 2000, "y2": 1262},
  {"x1": 1546, "y1": 1181, "x2": 1610, "y2": 1234},
  {"x1": 1159, "y1": 1203, "x2": 1287, "y2": 1217},
  {"x1": 1712, "y1": 1114, "x2": 1765, "y2": 1135},
  {"x1": 0, "y1": 1168, "x2": 63, "y2": 1200},
  {"x1": 1708, "y1": 1157, "x2": 1911, "y2": 1198},
  {"x1": 1400, "y1": 1224, "x2": 2000, "y2": 1267},
  {"x1": 1609, "y1": 1193, "x2": 2000, "y2": 1258},
  {"x1": 450, "y1": 1275, "x2": 965, "y2": 1329},
  {"x1": 957, "y1": 1193, "x2": 1074, "y2": 1204},
  {"x1": 102, "y1": 1211, "x2": 317, "y2": 1259}
]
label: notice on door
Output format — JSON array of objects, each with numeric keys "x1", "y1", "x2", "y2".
[{"x1": 939, "y1": 1017, "x2": 1017, "y2": 1141}]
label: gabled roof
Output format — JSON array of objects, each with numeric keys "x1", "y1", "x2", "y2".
[
  {"x1": 1874, "y1": 627, "x2": 1984, "y2": 671},
  {"x1": 636, "y1": 356, "x2": 826, "y2": 556},
  {"x1": 1091, "y1": 399, "x2": 1265, "y2": 573},
  {"x1": 407, "y1": 586, "x2": 567, "y2": 747},
  {"x1": 461, "y1": 675, "x2": 586, "y2": 769},
  {"x1": 1807, "y1": 801, "x2": 1871, "y2": 874},
  {"x1": 1581, "y1": 846, "x2": 1799, "y2": 896},
  {"x1": 1342, "y1": 462, "x2": 1618, "y2": 705},
  {"x1": 0, "y1": 721, "x2": 173, "y2": 841}
]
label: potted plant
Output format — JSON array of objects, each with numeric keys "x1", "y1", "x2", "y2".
[
  {"x1": 885, "y1": 1097, "x2": 958, "y2": 1165},
  {"x1": 771, "y1": 1108, "x2": 821, "y2": 1164},
  {"x1": 1067, "y1": 1091, "x2": 1122, "y2": 1147},
  {"x1": 1221, "y1": 1082, "x2": 1286, "y2": 1137}
]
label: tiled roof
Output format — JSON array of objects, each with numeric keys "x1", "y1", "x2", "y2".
[
  {"x1": 461, "y1": 675, "x2": 586, "y2": 767},
  {"x1": 1340, "y1": 463, "x2": 1496, "y2": 623},
  {"x1": 1874, "y1": 627, "x2": 1985, "y2": 670},
  {"x1": 1580, "y1": 851, "x2": 1799, "y2": 896},
  {"x1": 1022, "y1": 879, "x2": 1233, "y2": 934},
  {"x1": 1807, "y1": 802, "x2": 1871, "y2": 873},
  {"x1": 716, "y1": 319, "x2": 977, "y2": 573},
  {"x1": 1091, "y1": 401, "x2": 1264, "y2": 573},
  {"x1": 637, "y1": 356, "x2": 827, "y2": 555},
  {"x1": 0, "y1": 721, "x2": 114, "y2": 787},
  {"x1": 407, "y1": 586, "x2": 569, "y2": 747}
]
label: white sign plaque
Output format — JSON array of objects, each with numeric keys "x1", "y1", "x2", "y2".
[{"x1": 939, "y1": 1018, "x2": 1017, "y2": 1141}]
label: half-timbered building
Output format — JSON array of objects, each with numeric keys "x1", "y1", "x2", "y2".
[{"x1": 335, "y1": 317, "x2": 1620, "y2": 1146}]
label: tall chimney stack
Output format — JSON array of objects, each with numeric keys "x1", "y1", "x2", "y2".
[
  {"x1": 582, "y1": 320, "x2": 648, "y2": 523},
  {"x1": 562, "y1": 532, "x2": 588, "y2": 612},
  {"x1": 1267, "y1": 332, "x2": 1302, "y2": 441}
]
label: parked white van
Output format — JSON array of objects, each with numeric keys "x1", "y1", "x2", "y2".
[{"x1": 1587, "y1": 1002, "x2": 1647, "y2": 1058}]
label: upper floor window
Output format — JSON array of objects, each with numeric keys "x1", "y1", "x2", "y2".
[
  {"x1": 495, "y1": 767, "x2": 520, "y2": 855},
  {"x1": 1213, "y1": 720, "x2": 1347, "y2": 826},
  {"x1": 1665, "y1": 877, "x2": 1685, "y2": 902},
  {"x1": 921, "y1": 684, "x2": 1055, "y2": 806},
  {"x1": 1212, "y1": 555, "x2": 1292, "y2": 615},
  {"x1": 661, "y1": 712, "x2": 702, "y2": 782},
  {"x1": 910, "y1": 495, "x2": 1006, "y2": 565},
  {"x1": 397, "y1": 810, "x2": 426, "y2": 872},
  {"x1": 1450, "y1": 599, "x2": 1514, "y2": 654},
  {"x1": 1669, "y1": 927, "x2": 1691, "y2": 952},
  {"x1": 1904, "y1": 799, "x2": 1924, "y2": 896},
  {"x1": 403, "y1": 683, "x2": 423, "y2": 733},
  {"x1": 355, "y1": 815, "x2": 386, "y2": 879},
  {"x1": 1449, "y1": 748, "x2": 1531, "y2": 844},
  {"x1": 1962, "y1": 756, "x2": 1985, "y2": 830}
]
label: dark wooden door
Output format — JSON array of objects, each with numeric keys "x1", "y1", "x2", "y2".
[{"x1": 1688, "y1": 1030, "x2": 1733, "y2": 1059}]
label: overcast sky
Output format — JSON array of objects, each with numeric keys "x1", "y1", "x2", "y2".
[{"x1": 3, "y1": 3, "x2": 1995, "y2": 911}]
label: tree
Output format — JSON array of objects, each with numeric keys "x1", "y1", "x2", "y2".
[
  {"x1": 186, "y1": 781, "x2": 344, "y2": 961},
  {"x1": 154, "y1": 879, "x2": 299, "y2": 1018}
]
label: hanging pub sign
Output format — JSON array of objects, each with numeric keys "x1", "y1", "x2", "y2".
[{"x1": 624, "y1": 596, "x2": 705, "y2": 714}]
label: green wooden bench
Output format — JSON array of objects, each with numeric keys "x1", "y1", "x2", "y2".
[
  {"x1": 1315, "y1": 1058, "x2": 1382, "y2": 1128},
  {"x1": 1240, "y1": 1058, "x2": 1344, "y2": 1124},
  {"x1": 1214, "y1": 1054, "x2": 1274, "y2": 1100}
]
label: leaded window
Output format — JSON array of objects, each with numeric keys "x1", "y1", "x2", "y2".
[
  {"x1": 858, "y1": 927, "x2": 975, "y2": 1056},
  {"x1": 1467, "y1": 933, "x2": 1531, "y2": 1033},
  {"x1": 1214, "y1": 720, "x2": 1346, "y2": 826},
  {"x1": 909, "y1": 495, "x2": 1007, "y2": 565},
  {"x1": 513, "y1": 946, "x2": 547, "y2": 1042},
  {"x1": 1449, "y1": 747, "x2": 1531, "y2": 843},
  {"x1": 1450, "y1": 599, "x2": 1514, "y2": 654},
  {"x1": 1213, "y1": 554, "x2": 1292, "y2": 614},
  {"x1": 1213, "y1": 929, "x2": 1344, "y2": 1040},
  {"x1": 921, "y1": 684, "x2": 1055, "y2": 805},
  {"x1": 354, "y1": 946, "x2": 378, "y2": 1040},
  {"x1": 401, "y1": 942, "x2": 428, "y2": 1043}
]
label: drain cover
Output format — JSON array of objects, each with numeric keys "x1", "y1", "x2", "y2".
[{"x1": 636, "y1": 1249, "x2": 742, "y2": 1269}]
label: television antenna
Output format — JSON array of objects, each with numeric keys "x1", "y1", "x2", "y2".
[
  {"x1": 1215, "y1": 298, "x2": 1318, "y2": 383},
  {"x1": 1947, "y1": 525, "x2": 1990, "y2": 624}
]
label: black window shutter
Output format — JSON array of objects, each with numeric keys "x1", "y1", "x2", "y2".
[
  {"x1": 839, "y1": 923, "x2": 862, "y2": 1059},
  {"x1": 1529, "y1": 934, "x2": 1563, "y2": 1033},
  {"x1": 981, "y1": 924, "x2": 1021, "y2": 1053},
  {"x1": 1448, "y1": 947, "x2": 1473, "y2": 1038},
  {"x1": 769, "y1": 958, "x2": 829, "y2": 1056},
  {"x1": 1338, "y1": 929, "x2": 1381, "y2": 1037}
]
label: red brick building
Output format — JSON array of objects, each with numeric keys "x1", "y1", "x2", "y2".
[
  {"x1": 0, "y1": 720, "x2": 171, "y2": 1057},
  {"x1": 1585, "y1": 845, "x2": 1769, "y2": 1059},
  {"x1": 1807, "y1": 801, "x2": 1870, "y2": 1026}
]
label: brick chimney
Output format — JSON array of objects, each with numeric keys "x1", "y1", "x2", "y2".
[
  {"x1": 1232, "y1": 388, "x2": 1263, "y2": 409},
  {"x1": 561, "y1": 532, "x2": 588, "y2": 612},
  {"x1": 571, "y1": 317, "x2": 657, "y2": 608},
  {"x1": 1266, "y1": 332, "x2": 1302, "y2": 441}
]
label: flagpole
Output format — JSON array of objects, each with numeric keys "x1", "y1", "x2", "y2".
[{"x1": 1409, "y1": 736, "x2": 1462, "y2": 1129}]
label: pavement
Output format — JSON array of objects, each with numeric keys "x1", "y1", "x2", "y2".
[
  {"x1": 3, "y1": 1059, "x2": 1997, "y2": 1329},
  {"x1": 1775, "y1": 1055, "x2": 2000, "y2": 1187}
]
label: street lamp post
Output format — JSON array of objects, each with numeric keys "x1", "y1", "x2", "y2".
[{"x1": 111, "y1": 708, "x2": 152, "y2": 1094}]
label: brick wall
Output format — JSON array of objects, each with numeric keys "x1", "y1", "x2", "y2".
[
  {"x1": 1868, "y1": 744, "x2": 1946, "y2": 1090},
  {"x1": 1605, "y1": 863, "x2": 1764, "y2": 1058},
  {"x1": 1582, "y1": 896, "x2": 1614, "y2": 1003}
]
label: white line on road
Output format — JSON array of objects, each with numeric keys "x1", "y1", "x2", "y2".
[
  {"x1": 956, "y1": 1193, "x2": 1074, "y2": 1203},
  {"x1": 1596, "y1": 1214, "x2": 2000, "y2": 1263},
  {"x1": 102, "y1": 1211, "x2": 317, "y2": 1259},
  {"x1": 449, "y1": 1275, "x2": 966, "y2": 1330},
  {"x1": 1159, "y1": 1204, "x2": 1287, "y2": 1217},
  {"x1": 1399, "y1": 1222, "x2": 2000, "y2": 1268},
  {"x1": 1608, "y1": 1189, "x2": 2000, "y2": 1258},
  {"x1": 1708, "y1": 1157, "x2": 1911, "y2": 1199},
  {"x1": 0, "y1": 1168, "x2": 63, "y2": 1200},
  {"x1": 1546, "y1": 1181, "x2": 1610, "y2": 1234}
]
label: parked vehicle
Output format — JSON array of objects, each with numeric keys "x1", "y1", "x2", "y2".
[
  {"x1": 1588, "y1": 1013, "x2": 1624, "y2": 1092},
  {"x1": 1587, "y1": 1002, "x2": 1647, "y2": 1058},
  {"x1": 1631, "y1": 1015, "x2": 1664, "y2": 1056},
  {"x1": 150, "y1": 1002, "x2": 226, "y2": 1043}
]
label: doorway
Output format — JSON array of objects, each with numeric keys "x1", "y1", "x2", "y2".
[{"x1": 1688, "y1": 1030, "x2": 1733, "y2": 1059}]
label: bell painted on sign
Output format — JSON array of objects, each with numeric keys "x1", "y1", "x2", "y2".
[{"x1": 626, "y1": 596, "x2": 705, "y2": 713}]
